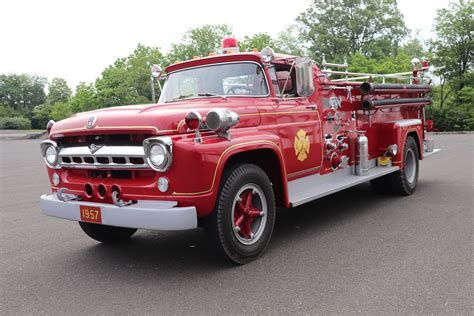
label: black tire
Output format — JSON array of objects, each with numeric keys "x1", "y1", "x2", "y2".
[
  {"x1": 207, "y1": 164, "x2": 276, "y2": 264},
  {"x1": 79, "y1": 222, "x2": 137, "y2": 243},
  {"x1": 387, "y1": 136, "x2": 420, "y2": 195}
]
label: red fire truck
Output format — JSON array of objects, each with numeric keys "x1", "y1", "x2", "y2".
[{"x1": 40, "y1": 39, "x2": 440, "y2": 264}]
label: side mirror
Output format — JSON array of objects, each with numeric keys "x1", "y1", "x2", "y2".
[
  {"x1": 294, "y1": 57, "x2": 315, "y2": 97},
  {"x1": 151, "y1": 64, "x2": 162, "y2": 79}
]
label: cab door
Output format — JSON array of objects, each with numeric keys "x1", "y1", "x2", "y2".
[{"x1": 275, "y1": 97, "x2": 323, "y2": 180}]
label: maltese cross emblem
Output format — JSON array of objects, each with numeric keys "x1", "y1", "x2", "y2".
[{"x1": 294, "y1": 129, "x2": 310, "y2": 162}]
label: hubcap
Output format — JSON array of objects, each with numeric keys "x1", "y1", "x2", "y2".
[
  {"x1": 231, "y1": 183, "x2": 267, "y2": 245},
  {"x1": 405, "y1": 148, "x2": 416, "y2": 184}
]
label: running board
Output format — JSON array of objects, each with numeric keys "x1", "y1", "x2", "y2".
[
  {"x1": 288, "y1": 165, "x2": 399, "y2": 207},
  {"x1": 423, "y1": 148, "x2": 441, "y2": 158}
]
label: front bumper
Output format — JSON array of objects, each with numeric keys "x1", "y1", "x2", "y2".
[{"x1": 40, "y1": 194, "x2": 197, "y2": 230}]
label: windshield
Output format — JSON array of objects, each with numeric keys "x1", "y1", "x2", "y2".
[{"x1": 159, "y1": 62, "x2": 269, "y2": 103}]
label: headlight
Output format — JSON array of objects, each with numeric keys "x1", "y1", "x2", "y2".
[
  {"x1": 45, "y1": 146, "x2": 57, "y2": 164},
  {"x1": 150, "y1": 143, "x2": 166, "y2": 166},
  {"x1": 143, "y1": 137, "x2": 173, "y2": 172},
  {"x1": 40, "y1": 140, "x2": 59, "y2": 168}
]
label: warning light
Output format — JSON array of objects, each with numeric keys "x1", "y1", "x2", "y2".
[
  {"x1": 222, "y1": 37, "x2": 240, "y2": 54},
  {"x1": 223, "y1": 37, "x2": 237, "y2": 48}
]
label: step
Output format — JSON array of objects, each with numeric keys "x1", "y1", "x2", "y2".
[
  {"x1": 288, "y1": 165, "x2": 400, "y2": 207},
  {"x1": 424, "y1": 148, "x2": 441, "y2": 159}
]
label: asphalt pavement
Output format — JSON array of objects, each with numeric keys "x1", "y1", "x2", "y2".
[{"x1": 0, "y1": 134, "x2": 472, "y2": 314}]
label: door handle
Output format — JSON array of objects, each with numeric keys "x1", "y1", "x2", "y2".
[{"x1": 306, "y1": 105, "x2": 317, "y2": 110}]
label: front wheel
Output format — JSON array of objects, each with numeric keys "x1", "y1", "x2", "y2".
[
  {"x1": 79, "y1": 222, "x2": 137, "y2": 243},
  {"x1": 208, "y1": 164, "x2": 276, "y2": 264}
]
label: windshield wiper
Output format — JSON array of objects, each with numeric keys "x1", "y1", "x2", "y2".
[
  {"x1": 164, "y1": 94, "x2": 194, "y2": 103},
  {"x1": 197, "y1": 92, "x2": 226, "y2": 99}
]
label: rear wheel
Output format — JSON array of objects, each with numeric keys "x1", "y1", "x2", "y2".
[
  {"x1": 208, "y1": 164, "x2": 276, "y2": 264},
  {"x1": 387, "y1": 136, "x2": 419, "y2": 195},
  {"x1": 79, "y1": 222, "x2": 137, "y2": 243}
]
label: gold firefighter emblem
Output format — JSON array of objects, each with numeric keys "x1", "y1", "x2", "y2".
[{"x1": 294, "y1": 129, "x2": 310, "y2": 162}]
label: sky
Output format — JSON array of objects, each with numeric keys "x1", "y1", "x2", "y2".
[{"x1": 0, "y1": 0, "x2": 451, "y2": 90}]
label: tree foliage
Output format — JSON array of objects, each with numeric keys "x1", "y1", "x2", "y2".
[
  {"x1": 46, "y1": 78, "x2": 72, "y2": 105},
  {"x1": 275, "y1": 25, "x2": 307, "y2": 56},
  {"x1": 0, "y1": 74, "x2": 47, "y2": 114},
  {"x1": 431, "y1": 0, "x2": 473, "y2": 81},
  {"x1": 95, "y1": 44, "x2": 164, "y2": 107},
  {"x1": 348, "y1": 52, "x2": 412, "y2": 74},
  {"x1": 239, "y1": 33, "x2": 276, "y2": 52},
  {"x1": 167, "y1": 24, "x2": 233, "y2": 62},
  {"x1": 297, "y1": 0, "x2": 407, "y2": 62},
  {"x1": 69, "y1": 83, "x2": 98, "y2": 113},
  {"x1": 429, "y1": 0, "x2": 473, "y2": 109}
]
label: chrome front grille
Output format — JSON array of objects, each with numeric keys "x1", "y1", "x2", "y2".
[{"x1": 58, "y1": 146, "x2": 149, "y2": 169}]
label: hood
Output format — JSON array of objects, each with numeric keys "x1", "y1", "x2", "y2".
[{"x1": 50, "y1": 98, "x2": 261, "y2": 137}]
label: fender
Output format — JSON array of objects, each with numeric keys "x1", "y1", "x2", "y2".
[
  {"x1": 169, "y1": 132, "x2": 289, "y2": 216},
  {"x1": 374, "y1": 119, "x2": 423, "y2": 168}
]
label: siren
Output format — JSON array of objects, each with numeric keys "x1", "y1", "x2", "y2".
[{"x1": 222, "y1": 37, "x2": 240, "y2": 54}]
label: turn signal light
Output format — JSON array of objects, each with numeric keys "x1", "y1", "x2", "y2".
[{"x1": 185, "y1": 111, "x2": 202, "y2": 131}]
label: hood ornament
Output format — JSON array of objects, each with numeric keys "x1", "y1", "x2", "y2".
[
  {"x1": 88, "y1": 143, "x2": 103, "y2": 154},
  {"x1": 86, "y1": 116, "x2": 97, "y2": 129}
]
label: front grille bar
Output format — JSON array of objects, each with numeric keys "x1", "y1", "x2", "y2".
[{"x1": 58, "y1": 145, "x2": 149, "y2": 169}]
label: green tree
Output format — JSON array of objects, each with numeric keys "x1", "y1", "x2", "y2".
[
  {"x1": 346, "y1": 52, "x2": 412, "y2": 81},
  {"x1": 430, "y1": 0, "x2": 473, "y2": 108},
  {"x1": 167, "y1": 24, "x2": 233, "y2": 62},
  {"x1": 69, "y1": 83, "x2": 98, "y2": 113},
  {"x1": 31, "y1": 103, "x2": 52, "y2": 128},
  {"x1": 49, "y1": 102, "x2": 72, "y2": 121},
  {"x1": 275, "y1": 25, "x2": 307, "y2": 56},
  {"x1": 31, "y1": 78, "x2": 72, "y2": 128},
  {"x1": 400, "y1": 31, "x2": 427, "y2": 59},
  {"x1": 239, "y1": 33, "x2": 277, "y2": 52},
  {"x1": 95, "y1": 44, "x2": 164, "y2": 107},
  {"x1": 46, "y1": 78, "x2": 72, "y2": 105},
  {"x1": 0, "y1": 74, "x2": 47, "y2": 114},
  {"x1": 297, "y1": 0, "x2": 408, "y2": 62}
]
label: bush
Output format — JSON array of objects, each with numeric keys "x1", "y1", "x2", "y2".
[
  {"x1": 0, "y1": 105, "x2": 20, "y2": 118},
  {"x1": 0, "y1": 117, "x2": 32, "y2": 130},
  {"x1": 31, "y1": 104, "x2": 52, "y2": 129},
  {"x1": 426, "y1": 106, "x2": 474, "y2": 131}
]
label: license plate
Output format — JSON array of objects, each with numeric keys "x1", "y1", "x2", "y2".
[
  {"x1": 80, "y1": 205, "x2": 102, "y2": 224},
  {"x1": 377, "y1": 156, "x2": 391, "y2": 166}
]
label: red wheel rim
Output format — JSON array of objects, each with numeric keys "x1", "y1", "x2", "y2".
[{"x1": 231, "y1": 183, "x2": 267, "y2": 245}]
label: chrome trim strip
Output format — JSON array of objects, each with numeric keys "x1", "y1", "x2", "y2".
[
  {"x1": 60, "y1": 146, "x2": 145, "y2": 157},
  {"x1": 59, "y1": 163, "x2": 149, "y2": 170},
  {"x1": 58, "y1": 145, "x2": 150, "y2": 169}
]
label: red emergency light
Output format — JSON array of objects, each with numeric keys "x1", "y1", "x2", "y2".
[{"x1": 222, "y1": 37, "x2": 238, "y2": 48}]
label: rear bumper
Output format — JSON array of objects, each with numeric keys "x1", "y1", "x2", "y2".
[{"x1": 40, "y1": 194, "x2": 197, "y2": 231}]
